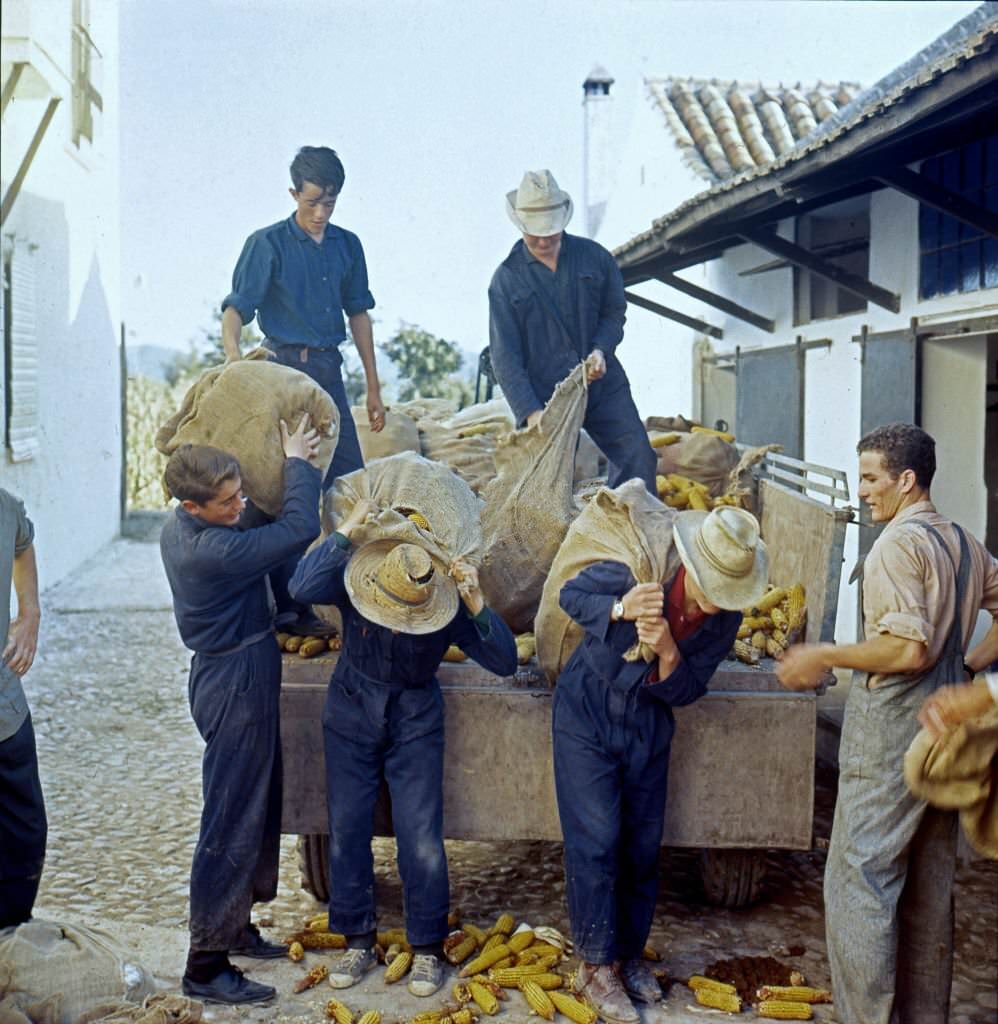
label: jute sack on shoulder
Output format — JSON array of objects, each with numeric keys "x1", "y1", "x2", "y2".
[
  {"x1": 535, "y1": 479, "x2": 681, "y2": 685},
  {"x1": 311, "y1": 451, "x2": 483, "y2": 628},
  {"x1": 478, "y1": 363, "x2": 589, "y2": 635},
  {"x1": 155, "y1": 353, "x2": 338, "y2": 516},
  {"x1": 351, "y1": 406, "x2": 421, "y2": 461},
  {"x1": 655, "y1": 431, "x2": 738, "y2": 497},
  {"x1": 0, "y1": 919, "x2": 156, "y2": 1024}
]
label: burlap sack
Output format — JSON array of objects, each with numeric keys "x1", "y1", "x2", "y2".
[
  {"x1": 155, "y1": 355, "x2": 338, "y2": 516},
  {"x1": 0, "y1": 919, "x2": 156, "y2": 1024},
  {"x1": 478, "y1": 363, "x2": 589, "y2": 635},
  {"x1": 351, "y1": 406, "x2": 421, "y2": 461},
  {"x1": 535, "y1": 479, "x2": 681, "y2": 685},
  {"x1": 656, "y1": 432, "x2": 738, "y2": 497},
  {"x1": 644, "y1": 414, "x2": 694, "y2": 433},
  {"x1": 443, "y1": 397, "x2": 515, "y2": 434},
  {"x1": 417, "y1": 420, "x2": 499, "y2": 495},
  {"x1": 311, "y1": 451, "x2": 484, "y2": 629},
  {"x1": 392, "y1": 397, "x2": 458, "y2": 423}
]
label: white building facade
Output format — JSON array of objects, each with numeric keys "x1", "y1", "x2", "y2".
[{"x1": 1, "y1": 0, "x2": 122, "y2": 587}]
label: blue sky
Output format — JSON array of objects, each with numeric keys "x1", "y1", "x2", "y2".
[{"x1": 119, "y1": 0, "x2": 979, "y2": 364}]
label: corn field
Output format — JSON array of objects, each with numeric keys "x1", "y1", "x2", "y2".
[{"x1": 125, "y1": 373, "x2": 195, "y2": 510}]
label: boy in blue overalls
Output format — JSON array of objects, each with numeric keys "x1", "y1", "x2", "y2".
[
  {"x1": 160, "y1": 416, "x2": 321, "y2": 1005},
  {"x1": 289, "y1": 500, "x2": 517, "y2": 997},
  {"x1": 554, "y1": 506, "x2": 767, "y2": 1024}
]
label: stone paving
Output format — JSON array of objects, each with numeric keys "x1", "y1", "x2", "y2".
[{"x1": 16, "y1": 521, "x2": 998, "y2": 1023}]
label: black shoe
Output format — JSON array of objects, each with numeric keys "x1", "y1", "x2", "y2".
[
  {"x1": 286, "y1": 612, "x2": 338, "y2": 638},
  {"x1": 230, "y1": 923, "x2": 288, "y2": 959},
  {"x1": 182, "y1": 964, "x2": 275, "y2": 1004}
]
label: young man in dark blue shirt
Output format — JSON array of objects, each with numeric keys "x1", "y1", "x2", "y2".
[
  {"x1": 160, "y1": 416, "x2": 321, "y2": 1005},
  {"x1": 488, "y1": 170, "x2": 657, "y2": 494}
]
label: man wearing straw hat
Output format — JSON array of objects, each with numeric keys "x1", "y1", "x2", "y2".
[
  {"x1": 288, "y1": 501, "x2": 517, "y2": 997},
  {"x1": 488, "y1": 169, "x2": 657, "y2": 494},
  {"x1": 553, "y1": 505, "x2": 765, "y2": 1023}
]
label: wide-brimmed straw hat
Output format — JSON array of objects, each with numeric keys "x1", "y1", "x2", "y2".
[
  {"x1": 672, "y1": 506, "x2": 768, "y2": 611},
  {"x1": 505, "y1": 170, "x2": 574, "y2": 237},
  {"x1": 345, "y1": 540, "x2": 458, "y2": 634}
]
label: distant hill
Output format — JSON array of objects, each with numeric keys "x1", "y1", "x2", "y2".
[{"x1": 127, "y1": 344, "x2": 182, "y2": 382}]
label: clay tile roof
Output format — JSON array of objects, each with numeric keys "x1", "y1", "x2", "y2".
[{"x1": 646, "y1": 77, "x2": 861, "y2": 184}]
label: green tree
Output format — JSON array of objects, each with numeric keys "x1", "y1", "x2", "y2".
[
  {"x1": 165, "y1": 310, "x2": 263, "y2": 385},
  {"x1": 380, "y1": 323, "x2": 473, "y2": 405}
]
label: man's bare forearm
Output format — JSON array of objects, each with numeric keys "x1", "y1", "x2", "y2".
[
  {"x1": 824, "y1": 633, "x2": 928, "y2": 674},
  {"x1": 221, "y1": 306, "x2": 244, "y2": 362},
  {"x1": 12, "y1": 544, "x2": 40, "y2": 621},
  {"x1": 349, "y1": 312, "x2": 381, "y2": 394}
]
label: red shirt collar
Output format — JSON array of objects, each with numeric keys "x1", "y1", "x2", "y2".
[{"x1": 667, "y1": 565, "x2": 707, "y2": 643}]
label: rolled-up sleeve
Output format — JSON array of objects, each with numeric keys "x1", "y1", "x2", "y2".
[
  {"x1": 13, "y1": 502, "x2": 34, "y2": 555},
  {"x1": 342, "y1": 233, "x2": 375, "y2": 316},
  {"x1": 221, "y1": 232, "x2": 277, "y2": 325},
  {"x1": 865, "y1": 535, "x2": 934, "y2": 648}
]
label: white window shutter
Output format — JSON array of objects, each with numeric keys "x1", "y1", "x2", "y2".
[{"x1": 7, "y1": 247, "x2": 39, "y2": 462}]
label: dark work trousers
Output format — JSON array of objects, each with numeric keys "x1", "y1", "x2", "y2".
[
  {"x1": 322, "y1": 673, "x2": 449, "y2": 947},
  {"x1": 552, "y1": 667, "x2": 674, "y2": 964},
  {"x1": 0, "y1": 713, "x2": 47, "y2": 928},
  {"x1": 583, "y1": 372, "x2": 657, "y2": 495},
  {"x1": 268, "y1": 345, "x2": 365, "y2": 491},
  {"x1": 187, "y1": 636, "x2": 283, "y2": 951}
]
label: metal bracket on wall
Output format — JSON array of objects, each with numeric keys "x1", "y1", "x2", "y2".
[{"x1": 1, "y1": 96, "x2": 62, "y2": 228}]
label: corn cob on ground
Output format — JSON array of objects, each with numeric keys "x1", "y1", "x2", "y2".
[
  {"x1": 284, "y1": 929, "x2": 347, "y2": 949},
  {"x1": 694, "y1": 987, "x2": 742, "y2": 1012},
  {"x1": 756, "y1": 986, "x2": 832, "y2": 1004},
  {"x1": 688, "y1": 976, "x2": 739, "y2": 995},
  {"x1": 357, "y1": 1012, "x2": 382, "y2": 1024},
  {"x1": 326, "y1": 999, "x2": 354, "y2": 1024},
  {"x1": 460, "y1": 944, "x2": 512, "y2": 977},
  {"x1": 288, "y1": 940, "x2": 305, "y2": 962},
  {"x1": 548, "y1": 990, "x2": 598, "y2": 1024},
  {"x1": 520, "y1": 980, "x2": 557, "y2": 1021},
  {"x1": 468, "y1": 979, "x2": 500, "y2": 1015},
  {"x1": 756, "y1": 1000, "x2": 813, "y2": 1020},
  {"x1": 384, "y1": 949, "x2": 413, "y2": 983},
  {"x1": 292, "y1": 963, "x2": 328, "y2": 992}
]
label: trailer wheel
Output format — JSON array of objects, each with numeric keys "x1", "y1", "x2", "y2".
[
  {"x1": 297, "y1": 833, "x2": 330, "y2": 903},
  {"x1": 698, "y1": 848, "x2": 768, "y2": 907}
]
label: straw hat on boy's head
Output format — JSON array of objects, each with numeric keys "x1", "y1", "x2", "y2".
[
  {"x1": 506, "y1": 170, "x2": 574, "y2": 237},
  {"x1": 672, "y1": 506, "x2": 768, "y2": 611},
  {"x1": 345, "y1": 540, "x2": 458, "y2": 634}
]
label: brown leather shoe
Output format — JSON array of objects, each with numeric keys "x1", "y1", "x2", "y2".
[
  {"x1": 619, "y1": 958, "x2": 662, "y2": 1003},
  {"x1": 574, "y1": 962, "x2": 640, "y2": 1024}
]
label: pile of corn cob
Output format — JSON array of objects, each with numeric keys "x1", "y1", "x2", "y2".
[
  {"x1": 443, "y1": 634, "x2": 536, "y2": 666},
  {"x1": 655, "y1": 472, "x2": 744, "y2": 512},
  {"x1": 730, "y1": 583, "x2": 807, "y2": 665},
  {"x1": 649, "y1": 424, "x2": 735, "y2": 448},
  {"x1": 688, "y1": 975, "x2": 833, "y2": 1018},
  {"x1": 277, "y1": 632, "x2": 341, "y2": 658}
]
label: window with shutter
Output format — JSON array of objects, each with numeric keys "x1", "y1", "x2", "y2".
[{"x1": 3, "y1": 245, "x2": 39, "y2": 462}]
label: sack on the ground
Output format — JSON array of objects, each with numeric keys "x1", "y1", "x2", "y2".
[
  {"x1": 77, "y1": 993, "x2": 202, "y2": 1024},
  {"x1": 655, "y1": 431, "x2": 738, "y2": 497},
  {"x1": 392, "y1": 397, "x2": 459, "y2": 423},
  {"x1": 0, "y1": 919, "x2": 156, "y2": 1024},
  {"x1": 535, "y1": 479, "x2": 680, "y2": 684},
  {"x1": 312, "y1": 451, "x2": 484, "y2": 629},
  {"x1": 351, "y1": 406, "x2": 421, "y2": 461},
  {"x1": 478, "y1": 363, "x2": 589, "y2": 635},
  {"x1": 155, "y1": 354, "x2": 338, "y2": 516}
]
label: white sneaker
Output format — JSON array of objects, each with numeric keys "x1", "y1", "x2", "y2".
[
  {"x1": 328, "y1": 947, "x2": 378, "y2": 989},
  {"x1": 407, "y1": 953, "x2": 444, "y2": 997}
]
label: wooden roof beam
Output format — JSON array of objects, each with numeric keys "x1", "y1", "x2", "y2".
[
  {"x1": 876, "y1": 165, "x2": 998, "y2": 238},
  {"x1": 741, "y1": 229, "x2": 901, "y2": 313},
  {"x1": 652, "y1": 272, "x2": 775, "y2": 333},
  {"x1": 624, "y1": 290, "x2": 723, "y2": 338}
]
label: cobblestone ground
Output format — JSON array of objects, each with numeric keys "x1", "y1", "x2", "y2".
[{"x1": 18, "y1": 527, "x2": 998, "y2": 1023}]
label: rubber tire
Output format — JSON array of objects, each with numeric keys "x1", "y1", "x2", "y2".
[
  {"x1": 297, "y1": 833, "x2": 330, "y2": 903},
  {"x1": 698, "y1": 848, "x2": 768, "y2": 908}
]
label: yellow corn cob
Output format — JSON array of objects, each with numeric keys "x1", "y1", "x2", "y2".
[
  {"x1": 481, "y1": 933, "x2": 506, "y2": 954},
  {"x1": 448, "y1": 908, "x2": 462, "y2": 927},
  {"x1": 765, "y1": 637, "x2": 784, "y2": 659},
  {"x1": 306, "y1": 911, "x2": 329, "y2": 930},
  {"x1": 534, "y1": 954, "x2": 561, "y2": 971},
  {"x1": 757, "y1": 987, "x2": 831, "y2": 1005},
  {"x1": 357, "y1": 1012, "x2": 382, "y2": 1024},
  {"x1": 742, "y1": 615, "x2": 773, "y2": 631},
  {"x1": 460, "y1": 943, "x2": 512, "y2": 977},
  {"x1": 285, "y1": 929, "x2": 347, "y2": 949},
  {"x1": 276, "y1": 631, "x2": 292, "y2": 649},
  {"x1": 772, "y1": 628, "x2": 789, "y2": 649},
  {"x1": 526, "y1": 940, "x2": 563, "y2": 956},
  {"x1": 515, "y1": 634, "x2": 536, "y2": 664},
  {"x1": 384, "y1": 950, "x2": 413, "y2": 983},
  {"x1": 519, "y1": 973, "x2": 563, "y2": 990},
  {"x1": 288, "y1": 940, "x2": 305, "y2": 962},
  {"x1": 642, "y1": 944, "x2": 661, "y2": 961},
  {"x1": 687, "y1": 489, "x2": 710, "y2": 511},
  {"x1": 452, "y1": 982, "x2": 472, "y2": 1004},
  {"x1": 469, "y1": 980, "x2": 500, "y2": 1015},
  {"x1": 655, "y1": 474, "x2": 671, "y2": 495},
  {"x1": 664, "y1": 492, "x2": 690, "y2": 509},
  {"x1": 770, "y1": 606, "x2": 789, "y2": 632},
  {"x1": 688, "y1": 976, "x2": 739, "y2": 995},
  {"x1": 736, "y1": 623, "x2": 753, "y2": 639},
  {"x1": 292, "y1": 963, "x2": 328, "y2": 992},
  {"x1": 472, "y1": 976, "x2": 508, "y2": 1000},
  {"x1": 299, "y1": 637, "x2": 328, "y2": 658},
  {"x1": 521, "y1": 980, "x2": 556, "y2": 1021},
  {"x1": 755, "y1": 587, "x2": 788, "y2": 614},
  {"x1": 328, "y1": 636, "x2": 343, "y2": 651},
  {"x1": 377, "y1": 928, "x2": 410, "y2": 949},
  {"x1": 489, "y1": 964, "x2": 548, "y2": 987},
  {"x1": 491, "y1": 955, "x2": 515, "y2": 971},
  {"x1": 508, "y1": 929, "x2": 535, "y2": 953},
  {"x1": 694, "y1": 988, "x2": 742, "y2": 1012},
  {"x1": 326, "y1": 999, "x2": 355, "y2": 1024},
  {"x1": 650, "y1": 432, "x2": 681, "y2": 448},
  {"x1": 410, "y1": 1013, "x2": 444, "y2": 1024},
  {"x1": 284, "y1": 634, "x2": 304, "y2": 652},
  {"x1": 443, "y1": 645, "x2": 467, "y2": 662},
  {"x1": 385, "y1": 942, "x2": 404, "y2": 964},
  {"x1": 786, "y1": 584, "x2": 807, "y2": 633},
  {"x1": 756, "y1": 1001, "x2": 813, "y2": 1020},
  {"x1": 549, "y1": 991, "x2": 598, "y2": 1024},
  {"x1": 462, "y1": 923, "x2": 488, "y2": 947},
  {"x1": 448, "y1": 1009, "x2": 476, "y2": 1024},
  {"x1": 515, "y1": 949, "x2": 540, "y2": 965},
  {"x1": 751, "y1": 629, "x2": 769, "y2": 650},
  {"x1": 488, "y1": 913, "x2": 515, "y2": 937},
  {"x1": 732, "y1": 639, "x2": 760, "y2": 664},
  {"x1": 667, "y1": 473, "x2": 696, "y2": 491},
  {"x1": 445, "y1": 934, "x2": 477, "y2": 965},
  {"x1": 691, "y1": 425, "x2": 735, "y2": 443}
]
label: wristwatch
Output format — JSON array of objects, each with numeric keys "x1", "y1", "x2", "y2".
[{"x1": 612, "y1": 599, "x2": 625, "y2": 622}]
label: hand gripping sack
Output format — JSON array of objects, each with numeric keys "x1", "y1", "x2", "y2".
[
  {"x1": 535, "y1": 479, "x2": 681, "y2": 684},
  {"x1": 478, "y1": 363, "x2": 589, "y2": 634},
  {"x1": 155, "y1": 354, "x2": 338, "y2": 515}
]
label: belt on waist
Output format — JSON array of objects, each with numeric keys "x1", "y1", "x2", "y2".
[
  {"x1": 339, "y1": 659, "x2": 432, "y2": 690},
  {"x1": 267, "y1": 337, "x2": 342, "y2": 353},
  {"x1": 196, "y1": 627, "x2": 274, "y2": 658}
]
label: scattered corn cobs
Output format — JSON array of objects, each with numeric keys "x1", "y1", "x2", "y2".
[
  {"x1": 756, "y1": 1001, "x2": 813, "y2": 1020},
  {"x1": 730, "y1": 583, "x2": 807, "y2": 663},
  {"x1": 357, "y1": 1013, "x2": 382, "y2": 1024},
  {"x1": 384, "y1": 950, "x2": 413, "y2": 983},
  {"x1": 283, "y1": 929, "x2": 347, "y2": 950},
  {"x1": 299, "y1": 637, "x2": 327, "y2": 658},
  {"x1": 288, "y1": 940, "x2": 305, "y2": 963},
  {"x1": 515, "y1": 634, "x2": 536, "y2": 665},
  {"x1": 694, "y1": 987, "x2": 742, "y2": 1013},
  {"x1": 468, "y1": 979, "x2": 500, "y2": 1015},
  {"x1": 520, "y1": 980, "x2": 557, "y2": 1021},
  {"x1": 326, "y1": 999, "x2": 354, "y2": 1024},
  {"x1": 655, "y1": 472, "x2": 743, "y2": 511},
  {"x1": 757, "y1": 987, "x2": 831, "y2": 1005},
  {"x1": 292, "y1": 963, "x2": 328, "y2": 992},
  {"x1": 443, "y1": 645, "x2": 467, "y2": 663},
  {"x1": 548, "y1": 991, "x2": 598, "y2": 1024}
]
